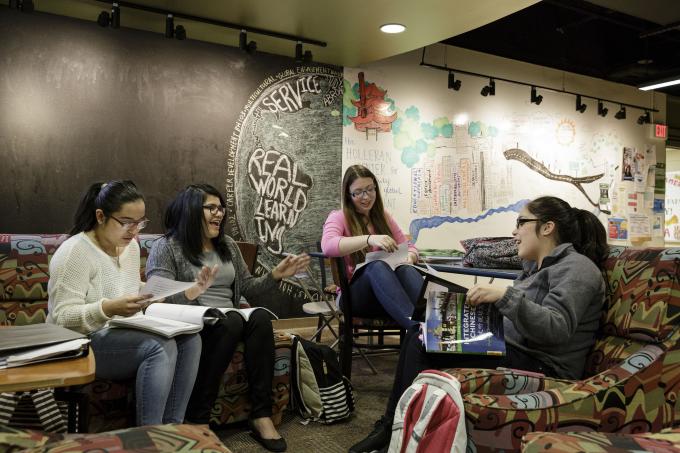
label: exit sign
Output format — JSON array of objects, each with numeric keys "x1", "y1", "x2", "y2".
[{"x1": 655, "y1": 124, "x2": 668, "y2": 139}]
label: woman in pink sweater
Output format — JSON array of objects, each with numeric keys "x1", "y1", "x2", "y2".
[{"x1": 321, "y1": 165, "x2": 422, "y2": 329}]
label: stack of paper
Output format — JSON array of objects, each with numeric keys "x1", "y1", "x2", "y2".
[{"x1": 0, "y1": 323, "x2": 90, "y2": 369}]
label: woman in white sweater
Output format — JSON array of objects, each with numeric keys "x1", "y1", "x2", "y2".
[{"x1": 47, "y1": 180, "x2": 202, "y2": 426}]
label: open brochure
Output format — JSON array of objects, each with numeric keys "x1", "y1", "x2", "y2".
[
  {"x1": 423, "y1": 291, "x2": 505, "y2": 356},
  {"x1": 355, "y1": 242, "x2": 410, "y2": 273},
  {"x1": 108, "y1": 303, "x2": 278, "y2": 338}
]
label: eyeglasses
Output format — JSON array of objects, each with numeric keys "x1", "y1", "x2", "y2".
[
  {"x1": 350, "y1": 185, "x2": 376, "y2": 199},
  {"x1": 110, "y1": 215, "x2": 149, "y2": 231},
  {"x1": 203, "y1": 204, "x2": 226, "y2": 216},
  {"x1": 515, "y1": 218, "x2": 540, "y2": 230}
]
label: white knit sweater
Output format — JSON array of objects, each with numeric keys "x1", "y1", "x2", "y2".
[{"x1": 47, "y1": 232, "x2": 142, "y2": 335}]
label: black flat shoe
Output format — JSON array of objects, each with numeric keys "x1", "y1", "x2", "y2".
[
  {"x1": 248, "y1": 419, "x2": 287, "y2": 452},
  {"x1": 349, "y1": 416, "x2": 391, "y2": 453}
]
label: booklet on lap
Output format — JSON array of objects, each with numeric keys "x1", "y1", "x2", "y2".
[
  {"x1": 108, "y1": 303, "x2": 278, "y2": 338},
  {"x1": 423, "y1": 291, "x2": 505, "y2": 356}
]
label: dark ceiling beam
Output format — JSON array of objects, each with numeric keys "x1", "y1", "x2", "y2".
[
  {"x1": 640, "y1": 20, "x2": 680, "y2": 38},
  {"x1": 544, "y1": 0, "x2": 680, "y2": 45}
]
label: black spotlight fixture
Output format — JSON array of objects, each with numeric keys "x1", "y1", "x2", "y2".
[
  {"x1": 480, "y1": 78, "x2": 495, "y2": 96},
  {"x1": 303, "y1": 49, "x2": 313, "y2": 63},
  {"x1": 637, "y1": 111, "x2": 651, "y2": 125},
  {"x1": 174, "y1": 25, "x2": 186, "y2": 40},
  {"x1": 239, "y1": 30, "x2": 257, "y2": 54},
  {"x1": 597, "y1": 100, "x2": 608, "y2": 117},
  {"x1": 614, "y1": 105, "x2": 626, "y2": 120},
  {"x1": 17, "y1": 0, "x2": 34, "y2": 12},
  {"x1": 447, "y1": 71, "x2": 461, "y2": 91},
  {"x1": 165, "y1": 14, "x2": 174, "y2": 38},
  {"x1": 530, "y1": 86, "x2": 542, "y2": 105},
  {"x1": 575, "y1": 95, "x2": 587, "y2": 113},
  {"x1": 295, "y1": 41, "x2": 303, "y2": 62},
  {"x1": 111, "y1": 2, "x2": 120, "y2": 29},
  {"x1": 97, "y1": 10, "x2": 110, "y2": 27}
]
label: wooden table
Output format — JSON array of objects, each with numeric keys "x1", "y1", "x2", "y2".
[
  {"x1": 0, "y1": 352, "x2": 95, "y2": 392},
  {"x1": 0, "y1": 353, "x2": 95, "y2": 432}
]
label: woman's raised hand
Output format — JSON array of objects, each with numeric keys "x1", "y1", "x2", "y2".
[
  {"x1": 102, "y1": 294, "x2": 151, "y2": 318},
  {"x1": 368, "y1": 234, "x2": 398, "y2": 253},
  {"x1": 196, "y1": 264, "x2": 219, "y2": 292},
  {"x1": 272, "y1": 253, "x2": 312, "y2": 280}
]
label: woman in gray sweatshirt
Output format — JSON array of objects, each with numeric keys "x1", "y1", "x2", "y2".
[
  {"x1": 350, "y1": 196, "x2": 608, "y2": 453},
  {"x1": 146, "y1": 184, "x2": 309, "y2": 453}
]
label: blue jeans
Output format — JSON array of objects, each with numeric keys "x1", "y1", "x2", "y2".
[
  {"x1": 90, "y1": 327, "x2": 201, "y2": 425},
  {"x1": 343, "y1": 261, "x2": 424, "y2": 329}
]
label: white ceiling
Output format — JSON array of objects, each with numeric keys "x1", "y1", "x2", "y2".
[{"x1": 26, "y1": 0, "x2": 539, "y2": 66}]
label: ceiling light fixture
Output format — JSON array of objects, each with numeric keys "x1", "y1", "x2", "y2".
[
  {"x1": 480, "y1": 78, "x2": 495, "y2": 96},
  {"x1": 419, "y1": 47, "x2": 659, "y2": 120},
  {"x1": 448, "y1": 71, "x2": 461, "y2": 91},
  {"x1": 637, "y1": 111, "x2": 651, "y2": 125},
  {"x1": 575, "y1": 95, "x2": 587, "y2": 113},
  {"x1": 294, "y1": 41, "x2": 313, "y2": 63},
  {"x1": 639, "y1": 76, "x2": 680, "y2": 91},
  {"x1": 165, "y1": 14, "x2": 174, "y2": 38},
  {"x1": 239, "y1": 30, "x2": 257, "y2": 54},
  {"x1": 597, "y1": 100, "x2": 608, "y2": 117},
  {"x1": 380, "y1": 23, "x2": 406, "y2": 34},
  {"x1": 614, "y1": 105, "x2": 626, "y2": 120},
  {"x1": 111, "y1": 2, "x2": 120, "y2": 29}
]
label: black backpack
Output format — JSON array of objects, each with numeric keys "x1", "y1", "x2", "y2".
[{"x1": 290, "y1": 335, "x2": 355, "y2": 424}]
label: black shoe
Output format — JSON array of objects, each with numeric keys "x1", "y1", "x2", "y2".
[
  {"x1": 248, "y1": 419, "x2": 287, "y2": 452},
  {"x1": 349, "y1": 416, "x2": 391, "y2": 453}
]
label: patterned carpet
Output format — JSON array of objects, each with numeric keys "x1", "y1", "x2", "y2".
[{"x1": 216, "y1": 352, "x2": 398, "y2": 453}]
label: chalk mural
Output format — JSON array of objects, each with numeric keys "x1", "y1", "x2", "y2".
[{"x1": 226, "y1": 66, "x2": 343, "y2": 302}]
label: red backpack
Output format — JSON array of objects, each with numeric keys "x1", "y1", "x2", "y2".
[{"x1": 388, "y1": 370, "x2": 467, "y2": 453}]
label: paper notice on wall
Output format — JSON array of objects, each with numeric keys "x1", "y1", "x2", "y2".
[
  {"x1": 645, "y1": 189, "x2": 655, "y2": 209},
  {"x1": 653, "y1": 215, "x2": 664, "y2": 238},
  {"x1": 655, "y1": 162, "x2": 666, "y2": 195},
  {"x1": 629, "y1": 214, "x2": 651, "y2": 240},
  {"x1": 627, "y1": 192, "x2": 638, "y2": 214},
  {"x1": 645, "y1": 144, "x2": 657, "y2": 168},
  {"x1": 622, "y1": 147, "x2": 634, "y2": 181},
  {"x1": 608, "y1": 217, "x2": 628, "y2": 240}
]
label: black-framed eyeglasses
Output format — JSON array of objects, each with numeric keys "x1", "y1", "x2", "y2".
[
  {"x1": 203, "y1": 204, "x2": 226, "y2": 216},
  {"x1": 110, "y1": 215, "x2": 149, "y2": 232},
  {"x1": 515, "y1": 218, "x2": 540, "y2": 230},
  {"x1": 350, "y1": 185, "x2": 376, "y2": 199}
]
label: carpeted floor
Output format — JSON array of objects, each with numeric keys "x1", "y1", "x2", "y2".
[{"x1": 215, "y1": 352, "x2": 398, "y2": 453}]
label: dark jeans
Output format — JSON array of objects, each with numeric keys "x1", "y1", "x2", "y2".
[
  {"x1": 185, "y1": 310, "x2": 275, "y2": 423},
  {"x1": 384, "y1": 325, "x2": 558, "y2": 421},
  {"x1": 342, "y1": 261, "x2": 424, "y2": 329}
]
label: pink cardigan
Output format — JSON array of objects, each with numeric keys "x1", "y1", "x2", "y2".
[{"x1": 320, "y1": 209, "x2": 419, "y2": 281}]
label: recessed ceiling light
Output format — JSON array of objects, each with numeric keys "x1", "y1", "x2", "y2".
[{"x1": 380, "y1": 23, "x2": 406, "y2": 34}]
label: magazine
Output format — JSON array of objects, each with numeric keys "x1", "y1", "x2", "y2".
[
  {"x1": 354, "y1": 243, "x2": 410, "y2": 273},
  {"x1": 423, "y1": 291, "x2": 505, "y2": 356},
  {"x1": 108, "y1": 303, "x2": 278, "y2": 338}
]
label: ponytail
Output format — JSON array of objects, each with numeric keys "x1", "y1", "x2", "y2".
[
  {"x1": 572, "y1": 209, "x2": 609, "y2": 270},
  {"x1": 526, "y1": 196, "x2": 609, "y2": 270},
  {"x1": 70, "y1": 180, "x2": 144, "y2": 235}
]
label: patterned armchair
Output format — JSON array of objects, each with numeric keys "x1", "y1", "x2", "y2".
[
  {"x1": 0, "y1": 234, "x2": 292, "y2": 432},
  {"x1": 440, "y1": 246, "x2": 680, "y2": 452}
]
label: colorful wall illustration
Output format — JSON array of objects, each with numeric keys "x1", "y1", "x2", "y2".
[{"x1": 343, "y1": 48, "x2": 666, "y2": 249}]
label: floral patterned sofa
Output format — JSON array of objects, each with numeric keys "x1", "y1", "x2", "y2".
[
  {"x1": 521, "y1": 427, "x2": 680, "y2": 452},
  {"x1": 441, "y1": 246, "x2": 680, "y2": 452},
  {"x1": 0, "y1": 233, "x2": 292, "y2": 432}
]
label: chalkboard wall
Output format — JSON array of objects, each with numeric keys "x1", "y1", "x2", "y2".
[{"x1": 0, "y1": 7, "x2": 343, "y2": 316}]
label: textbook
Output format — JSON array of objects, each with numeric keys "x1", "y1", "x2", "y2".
[
  {"x1": 423, "y1": 291, "x2": 505, "y2": 356},
  {"x1": 108, "y1": 303, "x2": 278, "y2": 338}
]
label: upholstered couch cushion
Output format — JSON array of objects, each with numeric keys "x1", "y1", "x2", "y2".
[
  {"x1": 0, "y1": 423, "x2": 232, "y2": 453},
  {"x1": 522, "y1": 428, "x2": 680, "y2": 453}
]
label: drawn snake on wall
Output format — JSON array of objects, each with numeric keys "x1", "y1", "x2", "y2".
[{"x1": 504, "y1": 148, "x2": 609, "y2": 214}]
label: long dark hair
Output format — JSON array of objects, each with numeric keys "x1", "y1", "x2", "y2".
[
  {"x1": 341, "y1": 165, "x2": 392, "y2": 265},
  {"x1": 70, "y1": 180, "x2": 144, "y2": 235},
  {"x1": 164, "y1": 184, "x2": 230, "y2": 266},
  {"x1": 526, "y1": 196, "x2": 609, "y2": 270}
]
